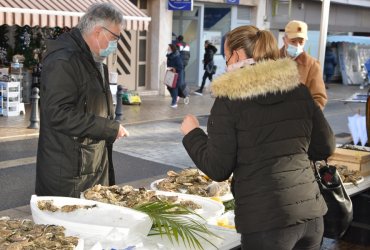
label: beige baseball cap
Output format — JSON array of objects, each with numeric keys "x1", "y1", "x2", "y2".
[{"x1": 285, "y1": 20, "x2": 308, "y2": 40}]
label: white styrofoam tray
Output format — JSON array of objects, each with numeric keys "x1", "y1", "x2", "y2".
[
  {"x1": 30, "y1": 195, "x2": 152, "y2": 239},
  {"x1": 154, "y1": 190, "x2": 225, "y2": 221}
]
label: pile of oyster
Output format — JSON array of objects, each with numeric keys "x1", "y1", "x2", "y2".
[
  {"x1": 83, "y1": 184, "x2": 201, "y2": 210},
  {"x1": 37, "y1": 200, "x2": 97, "y2": 213},
  {"x1": 336, "y1": 165, "x2": 363, "y2": 185},
  {"x1": 0, "y1": 217, "x2": 79, "y2": 249},
  {"x1": 156, "y1": 168, "x2": 230, "y2": 197}
]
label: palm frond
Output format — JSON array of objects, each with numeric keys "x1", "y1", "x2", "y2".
[{"x1": 134, "y1": 201, "x2": 220, "y2": 250}]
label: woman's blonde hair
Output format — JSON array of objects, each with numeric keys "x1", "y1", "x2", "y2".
[{"x1": 225, "y1": 25, "x2": 279, "y2": 62}]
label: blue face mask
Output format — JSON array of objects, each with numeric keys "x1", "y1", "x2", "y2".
[
  {"x1": 99, "y1": 40, "x2": 117, "y2": 57},
  {"x1": 286, "y1": 44, "x2": 303, "y2": 58}
]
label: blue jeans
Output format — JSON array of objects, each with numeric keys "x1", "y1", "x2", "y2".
[
  {"x1": 168, "y1": 86, "x2": 179, "y2": 105},
  {"x1": 241, "y1": 217, "x2": 324, "y2": 250}
]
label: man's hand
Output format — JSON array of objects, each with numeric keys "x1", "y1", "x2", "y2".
[
  {"x1": 181, "y1": 114, "x2": 199, "y2": 135},
  {"x1": 116, "y1": 125, "x2": 129, "y2": 139}
]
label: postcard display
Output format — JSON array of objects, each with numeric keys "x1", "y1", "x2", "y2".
[{"x1": 0, "y1": 81, "x2": 21, "y2": 116}]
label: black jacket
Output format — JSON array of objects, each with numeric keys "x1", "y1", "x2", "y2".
[
  {"x1": 176, "y1": 41, "x2": 190, "y2": 67},
  {"x1": 203, "y1": 44, "x2": 217, "y2": 70},
  {"x1": 36, "y1": 28, "x2": 120, "y2": 197},
  {"x1": 183, "y1": 58, "x2": 335, "y2": 234}
]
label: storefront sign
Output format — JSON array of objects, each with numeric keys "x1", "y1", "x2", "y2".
[
  {"x1": 225, "y1": 0, "x2": 240, "y2": 4},
  {"x1": 168, "y1": 0, "x2": 193, "y2": 11}
]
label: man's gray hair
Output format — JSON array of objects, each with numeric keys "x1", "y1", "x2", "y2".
[{"x1": 77, "y1": 3, "x2": 124, "y2": 34}]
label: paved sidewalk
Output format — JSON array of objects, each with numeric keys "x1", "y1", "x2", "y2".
[
  {"x1": 0, "y1": 83, "x2": 367, "y2": 142},
  {"x1": 0, "y1": 91, "x2": 214, "y2": 142}
]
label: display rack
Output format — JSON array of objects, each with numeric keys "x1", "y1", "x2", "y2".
[{"x1": 0, "y1": 81, "x2": 21, "y2": 116}]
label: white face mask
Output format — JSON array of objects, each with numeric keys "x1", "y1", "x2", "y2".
[
  {"x1": 225, "y1": 58, "x2": 255, "y2": 72},
  {"x1": 286, "y1": 44, "x2": 304, "y2": 58}
]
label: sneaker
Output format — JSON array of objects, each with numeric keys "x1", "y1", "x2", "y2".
[
  {"x1": 170, "y1": 104, "x2": 178, "y2": 108},
  {"x1": 184, "y1": 96, "x2": 190, "y2": 105},
  {"x1": 194, "y1": 89, "x2": 203, "y2": 96}
]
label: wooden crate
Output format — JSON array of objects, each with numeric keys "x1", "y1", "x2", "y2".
[{"x1": 328, "y1": 148, "x2": 370, "y2": 176}]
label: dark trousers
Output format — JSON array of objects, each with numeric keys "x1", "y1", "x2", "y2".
[
  {"x1": 325, "y1": 74, "x2": 333, "y2": 83},
  {"x1": 199, "y1": 70, "x2": 213, "y2": 91},
  {"x1": 167, "y1": 86, "x2": 179, "y2": 105},
  {"x1": 241, "y1": 217, "x2": 324, "y2": 250}
]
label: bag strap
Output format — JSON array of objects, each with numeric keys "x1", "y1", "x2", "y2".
[{"x1": 312, "y1": 161, "x2": 322, "y2": 179}]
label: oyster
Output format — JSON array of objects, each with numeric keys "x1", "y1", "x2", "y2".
[
  {"x1": 336, "y1": 165, "x2": 363, "y2": 185},
  {"x1": 155, "y1": 168, "x2": 231, "y2": 197},
  {"x1": 83, "y1": 185, "x2": 202, "y2": 211},
  {"x1": 37, "y1": 200, "x2": 97, "y2": 213},
  {"x1": 0, "y1": 217, "x2": 79, "y2": 249}
]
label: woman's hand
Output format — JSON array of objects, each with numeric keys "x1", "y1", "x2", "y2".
[
  {"x1": 116, "y1": 125, "x2": 129, "y2": 139},
  {"x1": 181, "y1": 114, "x2": 199, "y2": 135}
]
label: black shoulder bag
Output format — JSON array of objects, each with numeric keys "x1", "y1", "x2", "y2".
[{"x1": 314, "y1": 162, "x2": 353, "y2": 239}]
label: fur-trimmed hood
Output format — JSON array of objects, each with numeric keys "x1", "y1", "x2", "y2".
[{"x1": 211, "y1": 58, "x2": 300, "y2": 100}]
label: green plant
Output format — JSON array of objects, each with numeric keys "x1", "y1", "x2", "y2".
[
  {"x1": 223, "y1": 199, "x2": 235, "y2": 212},
  {"x1": 134, "y1": 201, "x2": 220, "y2": 250}
]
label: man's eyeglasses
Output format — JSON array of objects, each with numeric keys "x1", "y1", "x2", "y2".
[{"x1": 102, "y1": 27, "x2": 120, "y2": 41}]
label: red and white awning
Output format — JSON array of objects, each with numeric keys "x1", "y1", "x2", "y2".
[{"x1": 0, "y1": 0, "x2": 151, "y2": 31}]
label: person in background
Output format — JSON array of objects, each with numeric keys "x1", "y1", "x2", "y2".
[
  {"x1": 166, "y1": 43, "x2": 183, "y2": 108},
  {"x1": 36, "y1": 3, "x2": 129, "y2": 198},
  {"x1": 175, "y1": 35, "x2": 190, "y2": 70},
  {"x1": 181, "y1": 25, "x2": 335, "y2": 250},
  {"x1": 324, "y1": 46, "x2": 337, "y2": 88},
  {"x1": 194, "y1": 40, "x2": 217, "y2": 96},
  {"x1": 280, "y1": 20, "x2": 327, "y2": 109}
]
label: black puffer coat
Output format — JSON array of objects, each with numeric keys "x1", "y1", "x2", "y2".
[
  {"x1": 183, "y1": 58, "x2": 335, "y2": 234},
  {"x1": 203, "y1": 44, "x2": 217, "y2": 70},
  {"x1": 36, "y1": 28, "x2": 120, "y2": 197}
]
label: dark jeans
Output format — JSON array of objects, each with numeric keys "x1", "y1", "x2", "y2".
[
  {"x1": 241, "y1": 217, "x2": 324, "y2": 250},
  {"x1": 199, "y1": 70, "x2": 213, "y2": 91},
  {"x1": 167, "y1": 86, "x2": 179, "y2": 105},
  {"x1": 325, "y1": 74, "x2": 333, "y2": 83}
]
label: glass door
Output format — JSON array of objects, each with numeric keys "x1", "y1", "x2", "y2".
[{"x1": 173, "y1": 6, "x2": 201, "y2": 86}]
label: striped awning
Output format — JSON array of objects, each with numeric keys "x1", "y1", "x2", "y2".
[{"x1": 0, "y1": 0, "x2": 151, "y2": 31}]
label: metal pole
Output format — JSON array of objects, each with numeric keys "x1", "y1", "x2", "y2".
[
  {"x1": 318, "y1": 0, "x2": 331, "y2": 72},
  {"x1": 115, "y1": 85, "x2": 123, "y2": 121},
  {"x1": 28, "y1": 87, "x2": 40, "y2": 129}
]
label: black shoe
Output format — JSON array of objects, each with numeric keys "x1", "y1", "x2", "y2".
[{"x1": 194, "y1": 89, "x2": 203, "y2": 96}]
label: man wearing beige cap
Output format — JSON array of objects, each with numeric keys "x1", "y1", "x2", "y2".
[{"x1": 280, "y1": 20, "x2": 327, "y2": 109}]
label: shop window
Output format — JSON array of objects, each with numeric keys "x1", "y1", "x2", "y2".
[
  {"x1": 139, "y1": 39, "x2": 146, "y2": 62},
  {"x1": 129, "y1": 0, "x2": 147, "y2": 9},
  {"x1": 138, "y1": 64, "x2": 146, "y2": 87},
  {"x1": 204, "y1": 8, "x2": 230, "y2": 29},
  {"x1": 139, "y1": 0, "x2": 147, "y2": 9}
]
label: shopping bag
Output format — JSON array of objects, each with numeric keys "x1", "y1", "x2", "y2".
[
  {"x1": 314, "y1": 162, "x2": 353, "y2": 239},
  {"x1": 206, "y1": 64, "x2": 217, "y2": 75},
  {"x1": 164, "y1": 70, "x2": 178, "y2": 88}
]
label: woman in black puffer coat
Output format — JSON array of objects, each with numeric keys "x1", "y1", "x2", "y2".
[{"x1": 181, "y1": 25, "x2": 335, "y2": 250}]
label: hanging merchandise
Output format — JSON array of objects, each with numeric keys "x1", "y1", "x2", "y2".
[
  {"x1": 0, "y1": 25, "x2": 12, "y2": 66},
  {"x1": 51, "y1": 27, "x2": 71, "y2": 40},
  {"x1": 13, "y1": 26, "x2": 36, "y2": 68},
  {"x1": 22, "y1": 29, "x2": 31, "y2": 48}
]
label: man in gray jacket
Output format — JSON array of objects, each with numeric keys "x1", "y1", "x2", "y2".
[{"x1": 36, "y1": 3, "x2": 128, "y2": 197}]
